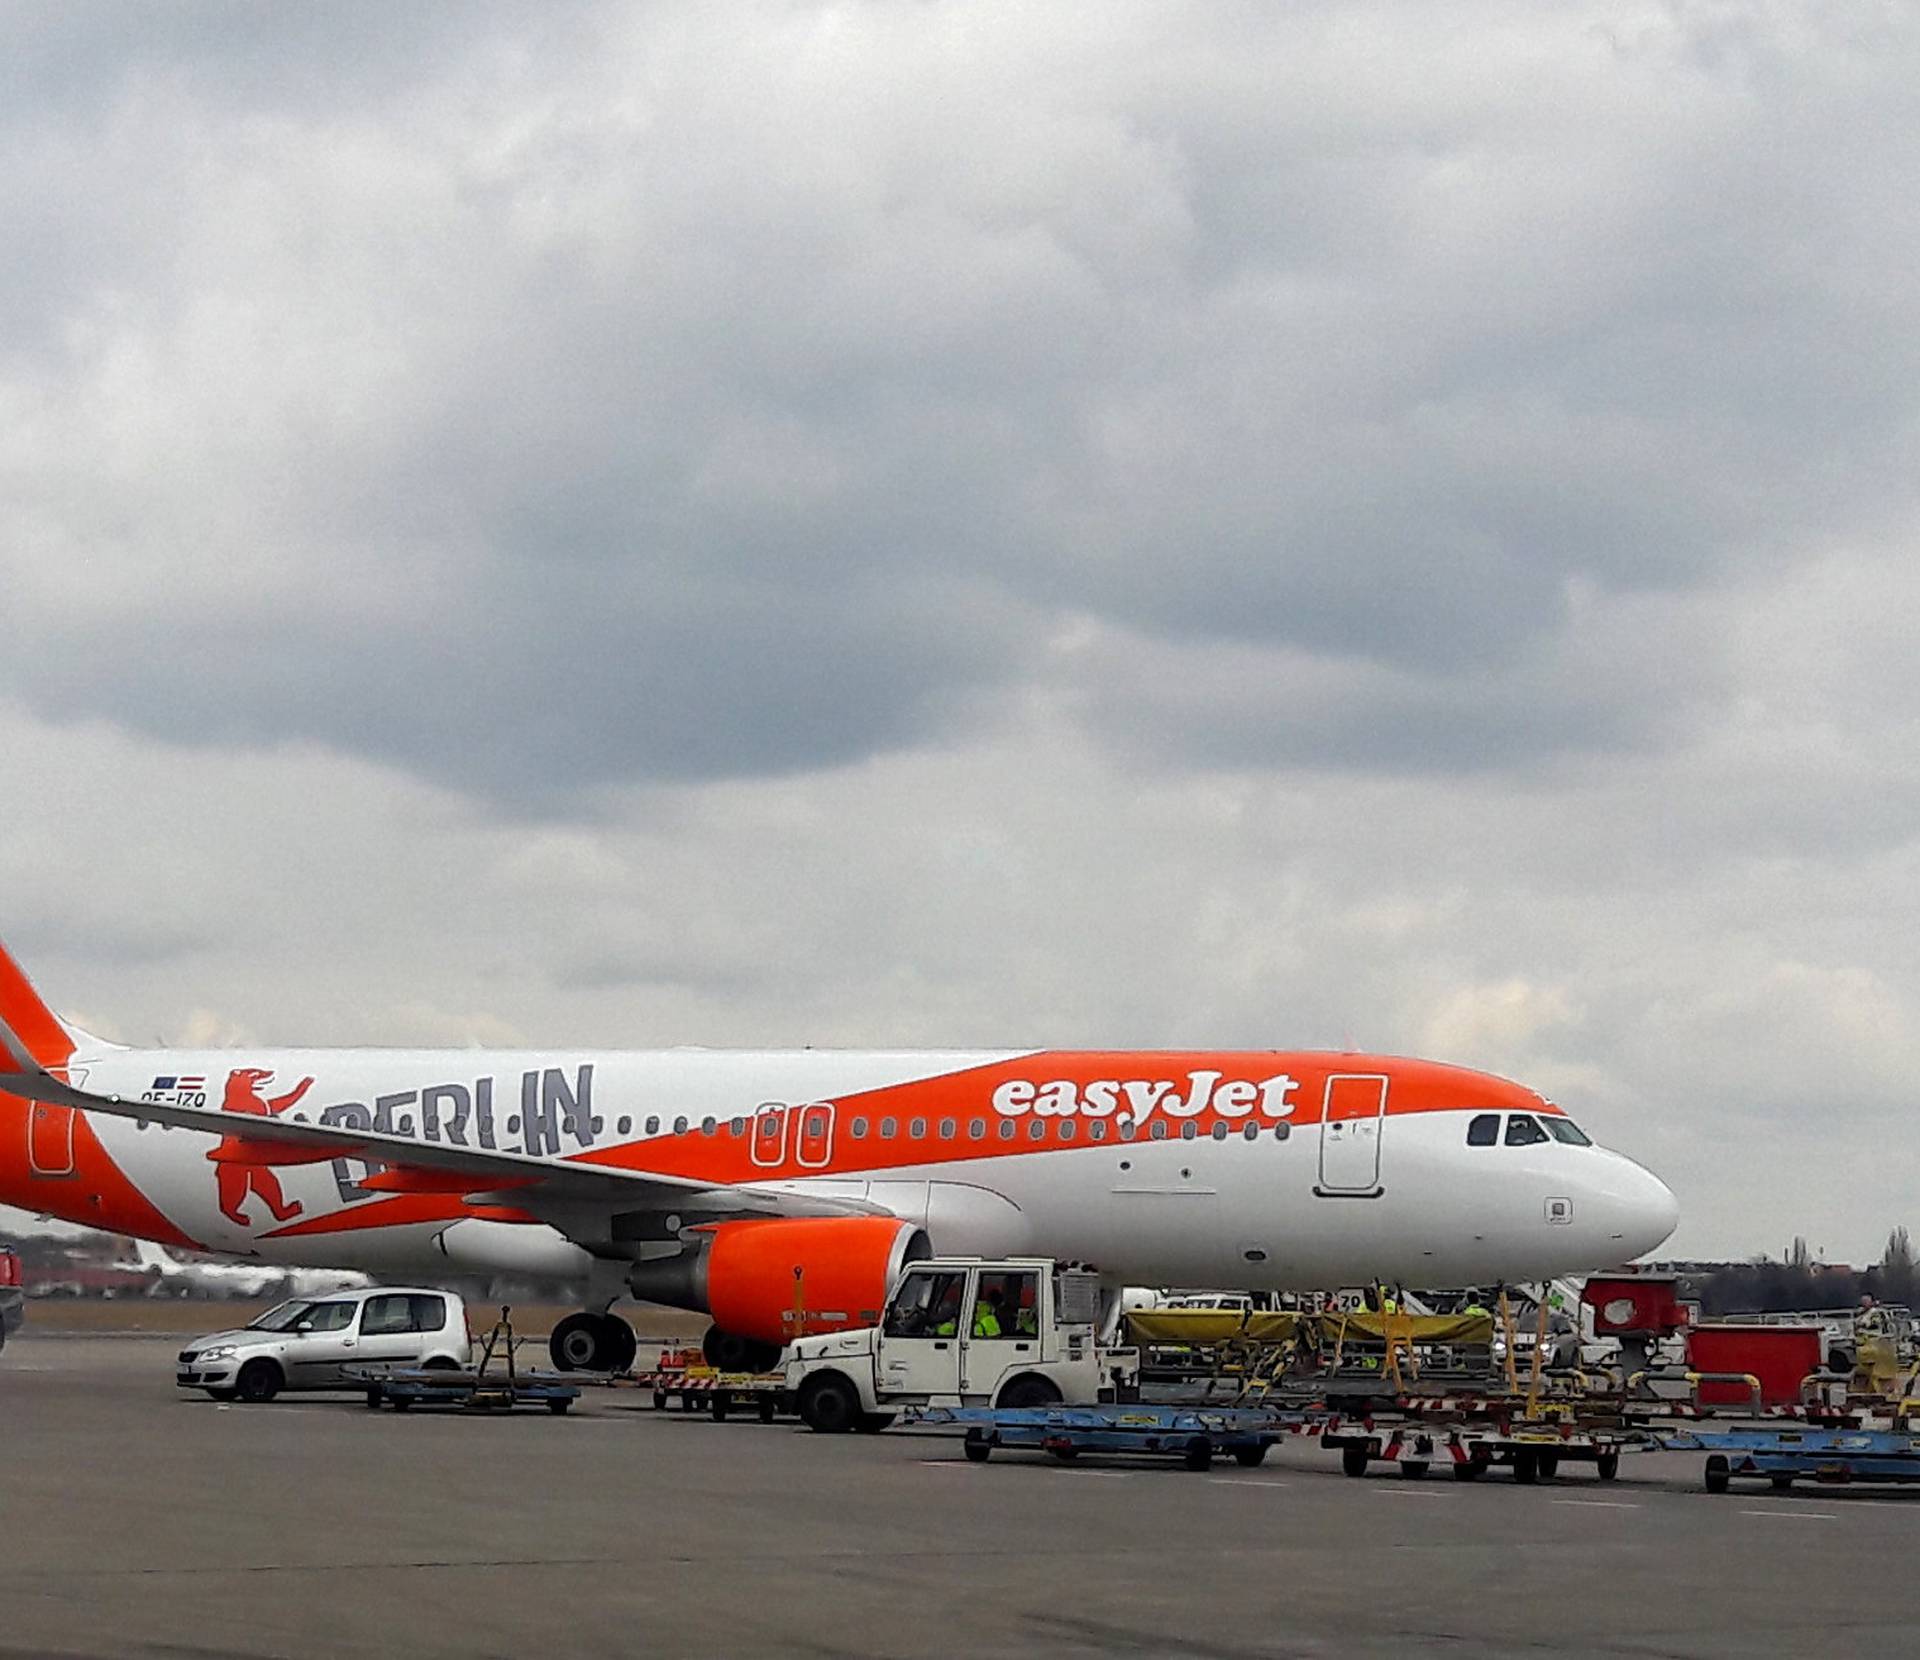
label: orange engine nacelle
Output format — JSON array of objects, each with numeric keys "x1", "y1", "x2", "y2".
[{"x1": 627, "y1": 1216, "x2": 930, "y2": 1346}]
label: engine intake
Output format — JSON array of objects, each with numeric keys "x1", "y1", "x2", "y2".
[{"x1": 626, "y1": 1215, "x2": 931, "y2": 1346}]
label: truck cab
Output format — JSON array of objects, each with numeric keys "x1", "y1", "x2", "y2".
[{"x1": 785, "y1": 1257, "x2": 1138, "y2": 1433}]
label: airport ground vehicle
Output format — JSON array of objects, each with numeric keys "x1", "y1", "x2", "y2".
[
  {"x1": 0, "y1": 934, "x2": 1677, "y2": 1382},
  {"x1": 175, "y1": 1286, "x2": 471, "y2": 1403},
  {"x1": 785, "y1": 1256, "x2": 1139, "y2": 1431}
]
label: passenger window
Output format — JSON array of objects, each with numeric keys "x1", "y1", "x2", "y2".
[
  {"x1": 880, "y1": 1117, "x2": 898, "y2": 1138},
  {"x1": 360, "y1": 1295, "x2": 413, "y2": 1336},
  {"x1": 909, "y1": 1117, "x2": 927, "y2": 1139},
  {"x1": 673, "y1": 1116, "x2": 689, "y2": 1134},
  {"x1": 938, "y1": 1117, "x2": 956, "y2": 1139},
  {"x1": 998, "y1": 1120, "x2": 1016, "y2": 1141},
  {"x1": 645, "y1": 1116, "x2": 660, "y2": 1136},
  {"x1": 408, "y1": 1295, "x2": 447, "y2": 1334},
  {"x1": 850, "y1": 1117, "x2": 868, "y2": 1139},
  {"x1": 303, "y1": 1301, "x2": 358, "y2": 1333},
  {"x1": 883, "y1": 1270, "x2": 968, "y2": 1338},
  {"x1": 1543, "y1": 1118, "x2": 1591, "y2": 1146},
  {"x1": 1467, "y1": 1114, "x2": 1500, "y2": 1147},
  {"x1": 968, "y1": 1119, "x2": 985, "y2": 1140},
  {"x1": 1027, "y1": 1120, "x2": 1045, "y2": 1140},
  {"x1": 972, "y1": 1271, "x2": 1039, "y2": 1339},
  {"x1": 1504, "y1": 1114, "x2": 1549, "y2": 1147}
]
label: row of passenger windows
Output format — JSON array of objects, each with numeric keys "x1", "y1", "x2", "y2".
[
  {"x1": 611, "y1": 1113, "x2": 1294, "y2": 1145},
  {"x1": 1466, "y1": 1112, "x2": 1592, "y2": 1148}
]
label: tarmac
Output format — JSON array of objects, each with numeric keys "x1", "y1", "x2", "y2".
[{"x1": 6, "y1": 1331, "x2": 1920, "y2": 1659}]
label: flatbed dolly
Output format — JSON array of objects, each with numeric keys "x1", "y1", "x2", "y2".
[
  {"x1": 634, "y1": 1368, "x2": 795, "y2": 1422},
  {"x1": 909, "y1": 1404, "x2": 1295, "y2": 1471},
  {"x1": 350, "y1": 1304, "x2": 581, "y2": 1416},
  {"x1": 1662, "y1": 1426, "x2": 1920, "y2": 1493},
  {"x1": 1318, "y1": 1416, "x2": 1646, "y2": 1482}
]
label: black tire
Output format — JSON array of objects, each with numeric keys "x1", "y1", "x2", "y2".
[
  {"x1": 963, "y1": 1428, "x2": 993, "y2": 1463},
  {"x1": 1596, "y1": 1452, "x2": 1620, "y2": 1482},
  {"x1": 711, "y1": 1393, "x2": 731, "y2": 1422},
  {"x1": 422, "y1": 1356, "x2": 460, "y2": 1372},
  {"x1": 1453, "y1": 1457, "x2": 1488, "y2": 1482},
  {"x1": 547, "y1": 1396, "x2": 571, "y2": 1415},
  {"x1": 1512, "y1": 1449, "x2": 1540, "y2": 1485},
  {"x1": 603, "y1": 1316, "x2": 638, "y2": 1375},
  {"x1": 1233, "y1": 1443, "x2": 1269, "y2": 1468},
  {"x1": 798, "y1": 1372, "x2": 860, "y2": 1434},
  {"x1": 1047, "y1": 1444, "x2": 1079, "y2": 1462},
  {"x1": 1537, "y1": 1452, "x2": 1560, "y2": 1480},
  {"x1": 702, "y1": 1325, "x2": 780, "y2": 1375},
  {"x1": 1828, "y1": 1347, "x2": 1852, "y2": 1375},
  {"x1": 652, "y1": 1391, "x2": 669, "y2": 1411},
  {"x1": 1183, "y1": 1436, "x2": 1214, "y2": 1472},
  {"x1": 854, "y1": 1412, "x2": 895, "y2": 1434},
  {"x1": 234, "y1": 1359, "x2": 281, "y2": 1404},
  {"x1": 1770, "y1": 1473, "x2": 1794, "y2": 1491},
  {"x1": 758, "y1": 1398, "x2": 778, "y2": 1424},
  {"x1": 998, "y1": 1375, "x2": 1063, "y2": 1411},
  {"x1": 1401, "y1": 1461, "x2": 1430, "y2": 1480},
  {"x1": 1341, "y1": 1444, "x2": 1370, "y2": 1478},
  {"x1": 364, "y1": 1387, "x2": 384, "y2": 1409},
  {"x1": 391, "y1": 1394, "x2": 413, "y2": 1412},
  {"x1": 1704, "y1": 1455, "x2": 1730, "y2": 1495},
  {"x1": 206, "y1": 1388, "x2": 238, "y2": 1403},
  {"x1": 550, "y1": 1312, "x2": 612, "y2": 1373}
]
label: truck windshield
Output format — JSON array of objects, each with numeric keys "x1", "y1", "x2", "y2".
[{"x1": 883, "y1": 1270, "x2": 968, "y2": 1338}]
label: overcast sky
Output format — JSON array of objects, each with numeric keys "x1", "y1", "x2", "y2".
[{"x1": 4, "y1": 2, "x2": 1917, "y2": 1261}]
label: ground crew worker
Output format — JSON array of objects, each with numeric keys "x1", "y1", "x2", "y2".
[
  {"x1": 1463, "y1": 1291, "x2": 1491, "y2": 1318},
  {"x1": 972, "y1": 1290, "x2": 1004, "y2": 1338},
  {"x1": 1857, "y1": 1295, "x2": 1889, "y2": 1336}
]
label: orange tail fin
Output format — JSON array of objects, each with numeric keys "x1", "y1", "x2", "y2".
[{"x1": 0, "y1": 937, "x2": 76, "y2": 1069}]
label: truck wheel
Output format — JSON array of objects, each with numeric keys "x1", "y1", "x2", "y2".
[
  {"x1": 853, "y1": 1412, "x2": 895, "y2": 1434},
  {"x1": 1704, "y1": 1455, "x2": 1731, "y2": 1494},
  {"x1": 798, "y1": 1373, "x2": 860, "y2": 1434},
  {"x1": 963, "y1": 1429, "x2": 993, "y2": 1463},
  {"x1": 998, "y1": 1376, "x2": 1062, "y2": 1410},
  {"x1": 1183, "y1": 1436, "x2": 1214, "y2": 1472},
  {"x1": 1232, "y1": 1443, "x2": 1269, "y2": 1468},
  {"x1": 234, "y1": 1360, "x2": 281, "y2": 1404},
  {"x1": 1341, "y1": 1444, "x2": 1370, "y2": 1478}
]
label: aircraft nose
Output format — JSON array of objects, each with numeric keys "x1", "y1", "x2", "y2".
[{"x1": 1593, "y1": 1154, "x2": 1680, "y2": 1261}]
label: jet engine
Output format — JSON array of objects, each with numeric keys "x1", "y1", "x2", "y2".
[{"x1": 628, "y1": 1215, "x2": 931, "y2": 1371}]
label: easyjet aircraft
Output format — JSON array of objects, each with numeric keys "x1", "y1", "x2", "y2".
[{"x1": 0, "y1": 937, "x2": 1677, "y2": 1371}]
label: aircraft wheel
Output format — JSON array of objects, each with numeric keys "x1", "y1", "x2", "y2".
[{"x1": 550, "y1": 1312, "x2": 613, "y2": 1372}]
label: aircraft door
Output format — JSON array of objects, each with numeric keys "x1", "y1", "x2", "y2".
[
  {"x1": 750, "y1": 1102, "x2": 789, "y2": 1168},
  {"x1": 795, "y1": 1101, "x2": 834, "y2": 1168},
  {"x1": 28, "y1": 1069, "x2": 82, "y2": 1177},
  {"x1": 1316, "y1": 1074, "x2": 1388, "y2": 1196}
]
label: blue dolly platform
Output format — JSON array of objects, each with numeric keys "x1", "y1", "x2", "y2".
[{"x1": 909, "y1": 1404, "x2": 1296, "y2": 1471}]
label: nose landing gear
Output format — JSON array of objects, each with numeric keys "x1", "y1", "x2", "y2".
[{"x1": 548, "y1": 1309, "x2": 639, "y2": 1373}]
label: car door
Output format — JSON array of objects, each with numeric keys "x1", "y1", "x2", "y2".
[
  {"x1": 284, "y1": 1299, "x2": 365, "y2": 1387},
  {"x1": 354, "y1": 1293, "x2": 430, "y2": 1375},
  {"x1": 873, "y1": 1267, "x2": 969, "y2": 1400},
  {"x1": 959, "y1": 1269, "x2": 1042, "y2": 1398}
]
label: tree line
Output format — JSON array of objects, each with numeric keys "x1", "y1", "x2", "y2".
[{"x1": 1694, "y1": 1227, "x2": 1918, "y2": 1315}]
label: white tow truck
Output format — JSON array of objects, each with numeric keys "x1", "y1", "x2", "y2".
[{"x1": 785, "y1": 1256, "x2": 1139, "y2": 1433}]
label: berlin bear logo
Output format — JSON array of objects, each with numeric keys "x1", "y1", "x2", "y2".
[{"x1": 210, "y1": 1068, "x2": 315, "y2": 1228}]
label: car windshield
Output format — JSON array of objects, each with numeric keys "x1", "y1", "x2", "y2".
[{"x1": 249, "y1": 1298, "x2": 357, "y2": 1333}]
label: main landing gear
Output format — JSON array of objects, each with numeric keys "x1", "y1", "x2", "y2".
[{"x1": 549, "y1": 1310, "x2": 639, "y2": 1373}]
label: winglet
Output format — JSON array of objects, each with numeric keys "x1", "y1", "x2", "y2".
[{"x1": 0, "y1": 936, "x2": 77, "y2": 1070}]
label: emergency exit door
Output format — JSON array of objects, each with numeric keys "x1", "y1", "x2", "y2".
[
  {"x1": 747, "y1": 1100, "x2": 836, "y2": 1169},
  {"x1": 1316, "y1": 1074, "x2": 1387, "y2": 1196},
  {"x1": 27, "y1": 1068, "x2": 85, "y2": 1178}
]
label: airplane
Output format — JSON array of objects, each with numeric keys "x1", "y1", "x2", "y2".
[
  {"x1": 0, "y1": 933, "x2": 1678, "y2": 1373},
  {"x1": 128, "y1": 1238, "x2": 370, "y2": 1299}
]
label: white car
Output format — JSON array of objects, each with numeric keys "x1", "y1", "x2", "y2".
[{"x1": 176, "y1": 1287, "x2": 471, "y2": 1403}]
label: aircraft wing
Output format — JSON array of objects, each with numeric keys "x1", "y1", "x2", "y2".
[{"x1": 0, "y1": 1036, "x2": 876, "y2": 1224}]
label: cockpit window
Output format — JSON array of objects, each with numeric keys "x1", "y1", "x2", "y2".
[
  {"x1": 1504, "y1": 1114, "x2": 1550, "y2": 1147},
  {"x1": 1466, "y1": 1113, "x2": 1500, "y2": 1147},
  {"x1": 1543, "y1": 1117, "x2": 1591, "y2": 1146}
]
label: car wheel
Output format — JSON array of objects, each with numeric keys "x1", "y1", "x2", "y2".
[
  {"x1": 422, "y1": 1356, "x2": 460, "y2": 1372},
  {"x1": 235, "y1": 1359, "x2": 281, "y2": 1404},
  {"x1": 798, "y1": 1373, "x2": 860, "y2": 1433}
]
